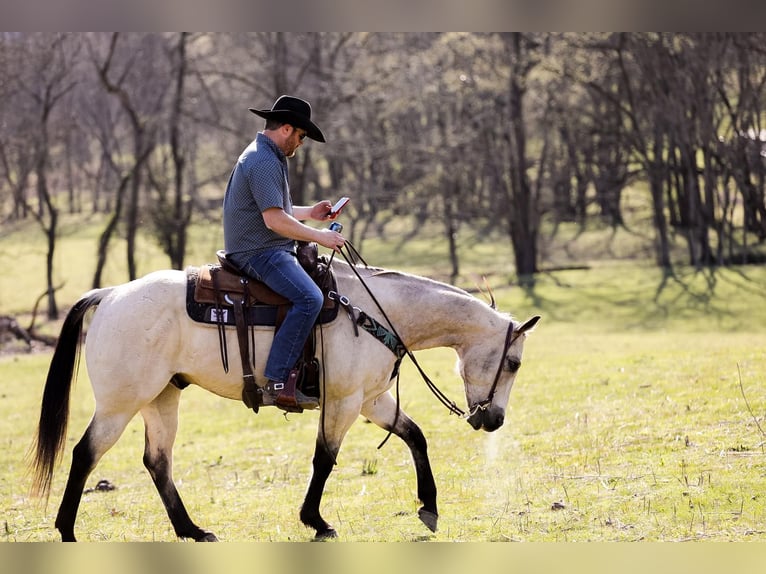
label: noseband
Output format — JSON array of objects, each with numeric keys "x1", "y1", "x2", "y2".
[{"x1": 467, "y1": 321, "x2": 517, "y2": 417}]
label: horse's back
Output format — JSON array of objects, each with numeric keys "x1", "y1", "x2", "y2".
[{"x1": 88, "y1": 269, "x2": 188, "y2": 330}]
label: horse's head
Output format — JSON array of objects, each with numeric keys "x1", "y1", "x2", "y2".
[{"x1": 459, "y1": 315, "x2": 540, "y2": 432}]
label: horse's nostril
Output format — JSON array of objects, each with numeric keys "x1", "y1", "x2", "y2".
[
  {"x1": 482, "y1": 411, "x2": 505, "y2": 432},
  {"x1": 467, "y1": 412, "x2": 483, "y2": 430}
]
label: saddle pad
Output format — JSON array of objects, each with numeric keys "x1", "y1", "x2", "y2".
[{"x1": 185, "y1": 267, "x2": 339, "y2": 327}]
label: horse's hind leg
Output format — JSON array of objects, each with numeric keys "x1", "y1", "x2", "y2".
[
  {"x1": 362, "y1": 394, "x2": 438, "y2": 533},
  {"x1": 55, "y1": 427, "x2": 96, "y2": 541},
  {"x1": 140, "y1": 383, "x2": 217, "y2": 542},
  {"x1": 55, "y1": 412, "x2": 135, "y2": 541}
]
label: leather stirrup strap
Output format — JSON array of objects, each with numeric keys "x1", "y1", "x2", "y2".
[{"x1": 233, "y1": 294, "x2": 260, "y2": 412}]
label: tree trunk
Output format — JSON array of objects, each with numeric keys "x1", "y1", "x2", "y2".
[
  {"x1": 649, "y1": 132, "x2": 672, "y2": 269},
  {"x1": 444, "y1": 182, "x2": 460, "y2": 284},
  {"x1": 93, "y1": 172, "x2": 129, "y2": 288},
  {"x1": 505, "y1": 34, "x2": 539, "y2": 283},
  {"x1": 169, "y1": 32, "x2": 190, "y2": 270}
]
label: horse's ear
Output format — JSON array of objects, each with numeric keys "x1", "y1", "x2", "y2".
[
  {"x1": 476, "y1": 276, "x2": 497, "y2": 309},
  {"x1": 518, "y1": 315, "x2": 541, "y2": 334},
  {"x1": 484, "y1": 277, "x2": 496, "y2": 310}
]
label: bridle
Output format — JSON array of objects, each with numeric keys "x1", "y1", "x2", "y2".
[{"x1": 466, "y1": 321, "x2": 518, "y2": 417}]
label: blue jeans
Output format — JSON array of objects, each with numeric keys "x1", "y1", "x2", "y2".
[{"x1": 241, "y1": 249, "x2": 324, "y2": 383}]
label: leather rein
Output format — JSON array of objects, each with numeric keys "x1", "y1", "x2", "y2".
[{"x1": 333, "y1": 242, "x2": 517, "y2": 420}]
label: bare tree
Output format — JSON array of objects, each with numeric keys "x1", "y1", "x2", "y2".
[
  {"x1": 89, "y1": 33, "x2": 169, "y2": 284},
  {"x1": 146, "y1": 32, "x2": 194, "y2": 270},
  {"x1": 4, "y1": 32, "x2": 766, "y2": 293},
  {"x1": 483, "y1": 33, "x2": 547, "y2": 284},
  {"x1": 3, "y1": 34, "x2": 80, "y2": 318}
]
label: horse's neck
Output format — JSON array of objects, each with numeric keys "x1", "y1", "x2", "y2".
[{"x1": 344, "y1": 267, "x2": 501, "y2": 351}]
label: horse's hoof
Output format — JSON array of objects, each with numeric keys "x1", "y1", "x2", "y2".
[
  {"x1": 418, "y1": 508, "x2": 438, "y2": 533},
  {"x1": 197, "y1": 531, "x2": 219, "y2": 542},
  {"x1": 313, "y1": 528, "x2": 338, "y2": 541}
]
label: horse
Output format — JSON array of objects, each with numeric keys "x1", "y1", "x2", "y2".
[{"x1": 29, "y1": 258, "x2": 540, "y2": 541}]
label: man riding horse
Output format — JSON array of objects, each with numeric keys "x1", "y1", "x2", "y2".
[{"x1": 222, "y1": 95, "x2": 345, "y2": 412}]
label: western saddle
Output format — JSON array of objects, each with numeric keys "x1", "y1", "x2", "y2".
[{"x1": 188, "y1": 244, "x2": 337, "y2": 413}]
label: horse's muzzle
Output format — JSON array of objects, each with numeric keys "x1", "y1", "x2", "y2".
[{"x1": 467, "y1": 406, "x2": 505, "y2": 432}]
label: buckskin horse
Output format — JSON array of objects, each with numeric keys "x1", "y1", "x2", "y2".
[{"x1": 29, "y1": 256, "x2": 540, "y2": 541}]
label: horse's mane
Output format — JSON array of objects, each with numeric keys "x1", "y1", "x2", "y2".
[
  {"x1": 334, "y1": 260, "x2": 509, "y2": 319},
  {"x1": 339, "y1": 261, "x2": 463, "y2": 291}
]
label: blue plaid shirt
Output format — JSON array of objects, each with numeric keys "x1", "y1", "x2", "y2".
[{"x1": 223, "y1": 133, "x2": 295, "y2": 268}]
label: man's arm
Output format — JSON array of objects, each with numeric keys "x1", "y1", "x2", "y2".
[{"x1": 293, "y1": 201, "x2": 333, "y2": 221}]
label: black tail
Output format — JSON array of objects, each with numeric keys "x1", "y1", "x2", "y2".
[{"x1": 29, "y1": 289, "x2": 110, "y2": 501}]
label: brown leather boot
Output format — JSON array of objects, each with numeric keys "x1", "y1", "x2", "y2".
[{"x1": 265, "y1": 369, "x2": 319, "y2": 413}]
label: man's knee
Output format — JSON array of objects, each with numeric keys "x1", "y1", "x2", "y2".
[
  {"x1": 306, "y1": 287, "x2": 324, "y2": 315},
  {"x1": 293, "y1": 284, "x2": 323, "y2": 316}
]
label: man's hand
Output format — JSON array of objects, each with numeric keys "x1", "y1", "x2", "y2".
[
  {"x1": 311, "y1": 201, "x2": 334, "y2": 221},
  {"x1": 316, "y1": 228, "x2": 345, "y2": 252}
]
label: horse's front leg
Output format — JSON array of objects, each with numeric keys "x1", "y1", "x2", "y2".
[
  {"x1": 299, "y1": 436, "x2": 339, "y2": 539},
  {"x1": 362, "y1": 393, "x2": 438, "y2": 533},
  {"x1": 299, "y1": 397, "x2": 360, "y2": 540}
]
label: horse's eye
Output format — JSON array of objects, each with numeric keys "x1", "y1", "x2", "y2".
[{"x1": 505, "y1": 358, "x2": 521, "y2": 373}]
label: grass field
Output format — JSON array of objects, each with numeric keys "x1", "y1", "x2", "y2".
[{"x1": 1, "y1": 216, "x2": 766, "y2": 543}]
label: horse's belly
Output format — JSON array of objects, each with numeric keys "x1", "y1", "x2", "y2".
[{"x1": 176, "y1": 321, "x2": 276, "y2": 399}]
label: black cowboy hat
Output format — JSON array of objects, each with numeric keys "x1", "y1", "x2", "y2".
[{"x1": 249, "y1": 95, "x2": 326, "y2": 143}]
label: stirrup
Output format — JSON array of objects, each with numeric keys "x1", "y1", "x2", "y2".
[{"x1": 266, "y1": 370, "x2": 319, "y2": 413}]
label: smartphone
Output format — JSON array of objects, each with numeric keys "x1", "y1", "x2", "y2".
[{"x1": 330, "y1": 196, "x2": 350, "y2": 216}]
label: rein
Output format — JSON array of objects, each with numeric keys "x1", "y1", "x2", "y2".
[
  {"x1": 333, "y1": 242, "x2": 465, "y2": 418},
  {"x1": 331, "y1": 240, "x2": 517, "y2": 421}
]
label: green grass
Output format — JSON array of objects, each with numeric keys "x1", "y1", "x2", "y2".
[
  {"x1": 1, "y1": 217, "x2": 766, "y2": 541},
  {"x1": 3, "y1": 328, "x2": 765, "y2": 542}
]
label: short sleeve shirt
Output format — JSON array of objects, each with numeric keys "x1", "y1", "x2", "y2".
[{"x1": 223, "y1": 133, "x2": 295, "y2": 268}]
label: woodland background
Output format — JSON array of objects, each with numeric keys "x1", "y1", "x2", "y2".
[{"x1": 2, "y1": 32, "x2": 766, "y2": 321}]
